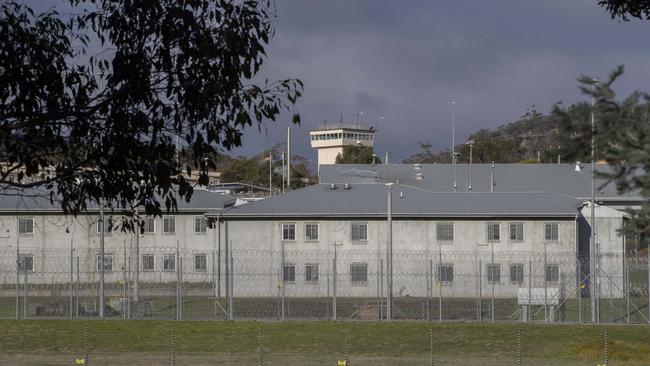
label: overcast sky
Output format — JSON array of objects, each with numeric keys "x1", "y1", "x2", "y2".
[
  {"x1": 31, "y1": 0, "x2": 650, "y2": 167},
  {"x1": 247, "y1": 0, "x2": 650, "y2": 166}
]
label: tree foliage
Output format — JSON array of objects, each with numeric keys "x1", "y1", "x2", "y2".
[
  {"x1": 553, "y1": 66, "x2": 650, "y2": 235},
  {"x1": 0, "y1": 1, "x2": 302, "y2": 230},
  {"x1": 598, "y1": 0, "x2": 650, "y2": 21},
  {"x1": 335, "y1": 146, "x2": 381, "y2": 164}
]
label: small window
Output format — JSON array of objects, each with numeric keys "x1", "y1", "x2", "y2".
[
  {"x1": 163, "y1": 216, "x2": 176, "y2": 235},
  {"x1": 510, "y1": 263, "x2": 524, "y2": 283},
  {"x1": 18, "y1": 254, "x2": 34, "y2": 272},
  {"x1": 282, "y1": 223, "x2": 296, "y2": 241},
  {"x1": 305, "y1": 263, "x2": 319, "y2": 283},
  {"x1": 96, "y1": 218, "x2": 113, "y2": 235},
  {"x1": 350, "y1": 262, "x2": 368, "y2": 284},
  {"x1": 545, "y1": 264, "x2": 560, "y2": 282},
  {"x1": 351, "y1": 222, "x2": 368, "y2": 242},
  {"x1": 142, "y1": 254, "x2": 155, "y2": 271},
  {"x1": 437, "y1": 263, "x2": 454, "y2": 284},
  {"x1": 305, "y1": 223, "x2": 319, "y2": 242},
  {"x1": 96, "y1": 254, "x2": 113, "y2": 272},
  {"x1": 18, "y1": 218, "x2": 34, "y2": 235},
  {"x1": 163, "y1": 254, "x2": 176, "y2": 271},
  {"x1": 143, "y1": 218, "x2": 155, "y2": 234},
  {"x1": 436, "y1": 222, "x2": 454, "y2": 243},
  {"x1": 194, "y1": 254, "x2": 207, "y2": 272},
  {"x1": 486, "y1": 223, "x2": 500, "y2": 242},
  {"x1": 545, "y1": 223, "x2": 559, "y2": 242},
  {"x1": 487, "y1": 263, "x2": 500, "y2": 284},
  {"x1": 194, "y1": 217, "x2": 207, "y2": 234},
  {"x1": 509, "y1": 223, "x2": 524, "y2": 242},
  {"x1": 283, "y1": 264, "x2": 296, "y2": 283}
]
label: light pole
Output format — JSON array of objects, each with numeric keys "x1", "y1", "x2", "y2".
[
  {"x1": 386, "y1": 183, "x2": 394, "y2": 320},
  {"x1": 590, "y1": 81, "x2": 599, "y2": 323},
  {"x1": 466, "y1": 140, "x2": 475, "y2": 191},
  {"x1": 331, "y1": 241, "x2": 342, "y2": 321},
  {"x1": 451, "y1": 101, "x2": 457, "y2": 192}
]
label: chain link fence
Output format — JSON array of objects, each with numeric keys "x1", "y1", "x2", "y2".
[{"x1": 0, "y1": 245, "x2": 647, "y2": 324}]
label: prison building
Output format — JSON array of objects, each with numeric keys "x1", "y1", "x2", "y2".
[{"x1": 216, "y1": 183, "x2": 626, "y2": 299}]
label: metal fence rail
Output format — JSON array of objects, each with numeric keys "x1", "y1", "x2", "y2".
[{"x1": 0, "y1": 245, "x2": 647, "y2": 324}]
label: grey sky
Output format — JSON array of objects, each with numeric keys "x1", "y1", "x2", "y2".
[
  {"x1": 27, "y1": 0, "x2": 650, "y2": 167},
  {"x1": 247, "y1": 0, "x2": 650, "y2": 166}
]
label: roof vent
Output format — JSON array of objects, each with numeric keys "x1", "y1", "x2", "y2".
[
  {"x1": 330, "y1": 183, "x2": 336, "y2": 190},
  {"x1": 399, "y1": 191, "x2": 404, "y2": 199},
  {"x1": 416, "y1": 173, "x2": 424, "y2": 180},
  {"x1": 344, "y1": 183, "x2": 350, "y2": 190}
]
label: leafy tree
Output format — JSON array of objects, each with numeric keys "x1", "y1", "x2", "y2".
[
  {"x1": 598, "y1": 0, "x2": 650, "y2": 20},
  {"x1": 0, "y1": 1, "x2": 302, "y2": 230},
  {"x1": 553, "y1": 66, "x2": 650, "y2": 236},
  {"x1": 335, "y1": 146, "x2": 381, "y2": 164}
]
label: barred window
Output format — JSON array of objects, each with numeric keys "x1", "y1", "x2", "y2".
[
  {"x1": 163, "y1": 216, "x2": 176, "y2": 235},
  {"x1": 18, "y1": 218, "x2": 34, "y2": 235},
  {"x1": 96, "y1": 218, "x2": 113, "y2": 235},
  {"x1": 436, "y1": 222, "x2": 454, "y2": 242},
  {"x1": 545, "y1": 264, "x2": 560, "y2": 282},
  {"x1": 194, "y1": 217, "x2": 207, "y2": 234},
  {"x1": 163, "y1": 254, "x2": 176, "y2": 271},
  {"x1": 510, "y1": 263, "x2": 524, "y2": 283},
  {"x1": 194, "y1": 254, "x2": 207, "y2": 272},
  {"x1": 282, "y1": 223, "x2": 296, "y2": 241},
  {"x1": 305, "y1": 223, "x2": 319, "y2": 242},
  {"x1": 142, "y1": 254, "x2": 155, "y2": 271},
  {"x1": 96, "y1": 254, "x2": 113, "y2": 272},
  {"x1": 487, "y1": 263, "x2": 500, "y2": 284},
  {"x1": 437, "y1": 263, "x2": 454, "y2": 284},
  {"x1": 509, "y1": 223, "x2": 524, "y2": 242},
  {"x1": 351, "y1": 222, "x2": 368, "y2": 242},
  {"x1": 545, "y1": 223, "x2": 559, "y2": 241},
  {"x1": 486, "y1": 223, "x2": 500, "y2": 242},
  {"x1": 305, "y1": 264, "x2": 319, "y2": 283},
  {"x1": 283, "y1": 264, "x2": 296, "y2": 283},
  {"x1": 350, "y1": 262, "x2": 368, "y2": 284},
  {"x1": 143, "y1": 218, "x2": 155, "y2": 234},
  {"x1": 18, "y1": 254, "x2": 34, "y2": 272}
]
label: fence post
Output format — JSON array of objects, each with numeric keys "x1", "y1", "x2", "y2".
[
  {"x1": 76, "y1": 256, "x2": 80, "y2": 319},
  {"x1": 229, "y1": 250, "x2": 234, "y2": 320},
  {"x1": 438, "y1": 247, "x2": 442, "y2": 323},
  {"x1": 477, "y1": 259, "x2": 482, "y2": 322},
  {"x1": 429, "y1": 326, "x2": 435, "y2": 366},
  {"x1": 332, "y1": 247, "x2": 337, "y2": 321},
  {"x1": 123, "y1": 240, "x2": 127, "y2": 320},
  {"x1": 647, "y1": 246, "x2": 650, "y2": 324},
  {"x1": 23, "y1": 266, "x2": 28, "y2": 319},
  {"x1": 171, "y1": 322, "x2": 176, "y2": 366},
  {"x1": 379, "y1": 259, "x2": 383, "y2": 321},
  {"x1": 344, "y1": 328, "x2": 350, "y2": 366},
  {"x1": 516, "y1": 328, "x2": 521, "y2": 366},
  {"x1": 176, "y1": 240, "x2": 180, "y2": 321},
  {"x1": 577, "y1": 258, "x2": 582, "y2": 324},
  {"x1": 528, "y1": 260, "x2": 532, "y2": 323},
  {"x1": 626, "y1": 258, "x2": 630, "y2": 324},
  {"x1": 83, "y1": 324, "x2": 88, "y2": 366},
  {"x1": 16, "y1": 237, "x2": 19, "y2": 320},
  {"x1": 603, "y1": 328, "x2": 608, "y2": 366},
  {"x1": 70, "y1": 239, "x2": 74, "y2": 319},
  {"x1": 257, "y1": 327, "x2": 263, "y2": 366},
  {"x1": 426, "y1": 260, "x2": 431, "y2": 322}
]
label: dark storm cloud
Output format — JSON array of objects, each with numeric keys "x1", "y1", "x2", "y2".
[{"x1": 23, "y1": 0, "x2": 650, "y2": 167}]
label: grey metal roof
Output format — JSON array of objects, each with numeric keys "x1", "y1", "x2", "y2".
[
  {"x1": 220, "y1": 183, "x2": 582, "y2": 218},
  {"x1": 318, "y1": 163, "x2": 642, "y2": 200},
  {"x1": 0, "y1": 187, "x2": 236, "y2": 212}
]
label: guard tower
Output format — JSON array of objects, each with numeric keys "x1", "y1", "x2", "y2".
[{"x1": 310, "y1": 122, "x2": 376, "y2": 167}]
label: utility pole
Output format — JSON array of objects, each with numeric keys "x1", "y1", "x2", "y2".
[
  {"x1": 590, "y1": 89, "x2": 598, "y2": 323},
  {"x1": 466, "y1": 140, "x2": 475, "y2": 191},
  {"x1": 451, "y1": 101, "x2": 457, "y2": 192}
]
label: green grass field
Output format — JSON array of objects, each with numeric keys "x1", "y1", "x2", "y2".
[{"x1": 0, "y1": 320, "x2": 649, "y2": 365}]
